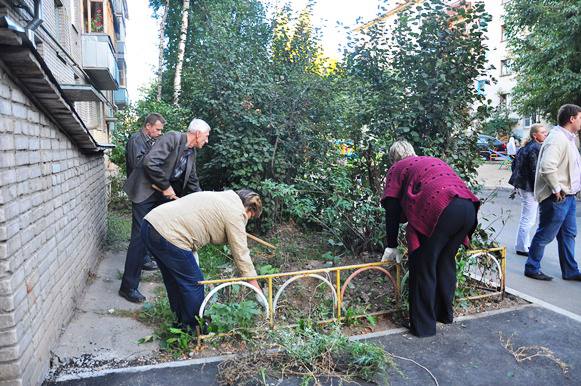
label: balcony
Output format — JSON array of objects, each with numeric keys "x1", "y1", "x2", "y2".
[
  {"x1": 82, "y1": 34, "x2": 119, "y2": 90},
  {"x1": 114, "y1": 87, "x2": 129, "y2": 108}
]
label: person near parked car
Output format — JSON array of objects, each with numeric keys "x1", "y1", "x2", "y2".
[
  {"x1": 508, "y1": 124, "x2": 548, "y2": 256},
  {"x1": 142, "y1": 189, "x2": 262, "y2": 333},
  {"x1": 525, "y1": 104, "x2": 581, "y2": 281},
  {"x1": 380, "y1": 140, "x2": 480, "y2": 337},
  {"x1": 125, "y1": 113, "x2": 165, "y2": 272}
]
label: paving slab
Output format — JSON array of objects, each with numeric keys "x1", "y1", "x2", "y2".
[
  {"x1": 46, "y1": 305, "x2": 580, "y2": 385},
  {"x1": 51, "y1": 249, "x2": 160, "y2": 363}
]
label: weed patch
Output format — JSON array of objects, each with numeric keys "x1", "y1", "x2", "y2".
[
  {"x1": 217, "y1": 324, "x2": 397, "y2": 385},
  {"x1": 106, "y1": 211, "x2": 131, "y2": 250}
]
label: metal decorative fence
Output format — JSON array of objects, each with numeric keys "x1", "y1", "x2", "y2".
[{"x1": 196, "y1": 246, "x2": 506, "y2": 339}]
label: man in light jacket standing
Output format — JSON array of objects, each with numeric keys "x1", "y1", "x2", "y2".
[{"x1": 525, "y1": 104, "x2": 581, "y2": 281}]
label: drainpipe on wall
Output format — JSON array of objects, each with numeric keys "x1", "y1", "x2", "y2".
[{"x1": 25, "y1": 0, "x2": 43, "y2": 46}]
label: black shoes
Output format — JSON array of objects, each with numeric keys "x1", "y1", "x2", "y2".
[
  {"x1": 142, "y1": 260, "x2": 158, "y2": 271},
  {"x1": 524, "y1": 271, "x2": 553, "y2": 281},
  {"x1": 119, "y1": 288, "x2": 146, "y2": 303},
  {"x1": 516, "y1": 250, "x2": 529, "y2": 257},
  {"x1": 563, "y1": 274, "x2": 581, "y2": 281}
]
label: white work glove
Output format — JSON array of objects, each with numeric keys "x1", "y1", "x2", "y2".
[{"x1": 381, "y1": 247, "x2": 402, "y2": 263}]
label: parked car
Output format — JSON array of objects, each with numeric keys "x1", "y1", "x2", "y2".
[{"x1": 477, "y1": 134, "x2": 506, "y2": 160}]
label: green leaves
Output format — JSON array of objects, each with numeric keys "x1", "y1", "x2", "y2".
[
  {"x1": 206, "y1": 300, "x2": 261, "y2": 334},
  {"x1": 504, "y1": 0, "x2": 581, "y2": 119},
  {"x1": 344, "y1": 0, "x2": 489, "y2": 185}
]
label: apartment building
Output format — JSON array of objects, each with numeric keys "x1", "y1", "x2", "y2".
[{"x1": 0, "y1": 1, "x2": 128, "y2": 384}]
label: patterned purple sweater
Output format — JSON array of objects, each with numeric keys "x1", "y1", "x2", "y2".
[{"x1": 381, "y1": 156, "x2": 480, "y2": 253}]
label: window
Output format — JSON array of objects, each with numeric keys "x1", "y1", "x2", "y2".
[
  {"x1": 83, "y1": 0, "x2": 105, "y2": 33},
  {"x1": 500, "y1": 59, "x2": 513, "y2": 76},
  {"x1": 523, "y1": 116, "x2": 532, "y2": 127},
  {"x1": 500, "y1": 25, "x2": 506, "y2": 42}
]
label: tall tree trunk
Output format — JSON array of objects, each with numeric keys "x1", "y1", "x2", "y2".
[
  {"x1": 173, "y1": 0, "x2": 190, "y2": 106},
  {"x1": 156, "y1": 0, "x2": 168, "y2": 102}
]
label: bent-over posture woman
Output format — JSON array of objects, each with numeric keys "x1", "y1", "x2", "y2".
[{"x1": 380, "y1": 141, "x2": 480, "y2": 337}]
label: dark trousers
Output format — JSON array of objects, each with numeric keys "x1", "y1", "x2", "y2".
[
  {"x1": 141, "y1": 221, "x2": 205, "y2": 330},
  {"x1": 408, "y1": 198, "x2": 476, "y2": 337},
  {"x1": 120, "y1": 193, "x2": 164, "y2": 291}
]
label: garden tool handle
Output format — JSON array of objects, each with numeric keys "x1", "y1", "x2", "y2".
[{"x1": 246, "y1": 233, "x2": 276, "y2": 250}]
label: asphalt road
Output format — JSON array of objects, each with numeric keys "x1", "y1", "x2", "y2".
[
  {"x1": 479, "y1": 188, "x2": 581, "y2": 317},
  {"x1": 46, "y1": 306, "x2": 581, "y2": 385}
]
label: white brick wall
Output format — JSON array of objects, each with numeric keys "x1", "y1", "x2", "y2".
[{"x1": 0, "y1": 67, "x2": 107, "y2": 386}]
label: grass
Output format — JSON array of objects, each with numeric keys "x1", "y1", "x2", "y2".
[
  {"x1": 217, "y1": 323, "x2": 398, "y2": 385},
  {"x1": 106, "y1": 210, "x2": 131, "y2": 250}
]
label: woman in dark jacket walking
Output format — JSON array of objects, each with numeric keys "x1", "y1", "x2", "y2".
[
  {"x1": 508, "y1": 124, "x2": 548, "y2": 256},
  {"x1": 380, "y1": 140, "x2": 480, "y2": 337}
]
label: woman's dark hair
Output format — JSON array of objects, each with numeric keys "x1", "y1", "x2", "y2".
[{"x1": 236, "y1": 189, "x2": 262, "y2": 218}]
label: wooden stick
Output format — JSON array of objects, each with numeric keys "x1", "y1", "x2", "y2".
[{"x1": 247, "y1": 233, "x2": 276, "y2": 250}]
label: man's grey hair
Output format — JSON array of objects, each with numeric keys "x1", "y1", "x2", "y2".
[
  {"x1": 187, "y1": 118, "x2": 211, "y2": 133},
  {"x1": 388, "y1": 140, "x2": 416, "y2": 164}
]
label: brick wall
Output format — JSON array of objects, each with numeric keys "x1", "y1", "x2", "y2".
[{"x1": 0, "y1": 66, "x2": 107, "y2": 385}]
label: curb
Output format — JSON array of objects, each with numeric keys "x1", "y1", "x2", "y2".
[
  {"x1": 49, "y1": 303, "x2": 535, "y2": 383},
  {"x1": 506, "y1": 286, "x2": 581, "y2": 323}
]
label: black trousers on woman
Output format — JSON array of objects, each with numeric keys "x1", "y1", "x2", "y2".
[{"x1": 408, "y1": 198, "x2": 476, "y2": 337}]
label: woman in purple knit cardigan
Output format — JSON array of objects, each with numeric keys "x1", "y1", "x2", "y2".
[{"x1": 380, "y1": 140, "x2": 480, "y2": 337}]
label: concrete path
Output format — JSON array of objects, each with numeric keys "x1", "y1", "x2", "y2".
[
  {"x1": 478, "y1": 188, "x2": 581, "y2": 317},
  {"x1": 45, "y1": 305, "x2": 581, "y2": 385},
  {"x1": 50, "y1": 249, "x2": 160, "y2": 365},
  {"x1": 476, "y1": 161, "x2": 513, "y2": 191}
]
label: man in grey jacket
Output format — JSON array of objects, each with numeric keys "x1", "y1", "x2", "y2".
[
  {"x1": 525, "y1": 104, "x2": 581, "y2": 281},
  {"x1": 119, "y1": 118, "x2": 211, "y2": 303},
  {"x1": 125, "y1": 113, "x2": 165, "y2": 271}
]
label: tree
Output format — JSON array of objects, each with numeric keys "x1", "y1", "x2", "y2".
[
  {"x1": 504, "y1": 0, "x2": 581, "y2": 120},
  {"x1": 155, "y1": 0, "x2": 168, "y2": 101},
  {"x1": 173, "y1": 0, "x2": 190, "y2": 105},
  {"x1": 482, "y1": 106, "x2": 518, "y2": 138},
  {"x1": 344, "y1": 0, "x2": 491, "y2": 185}
]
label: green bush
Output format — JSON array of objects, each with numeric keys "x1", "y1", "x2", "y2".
[
  {"x1": 205, "y1": 300, "x2": 261, "y2": 334},
  {"x1": 105, "y1": 211, "x2": 131, "y2": 250}
]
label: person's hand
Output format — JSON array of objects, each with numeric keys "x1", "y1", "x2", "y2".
[
  {"x1": 162, "y1": 186, "x2": 178, "y2": 200},
  {"x1": 554, "y1": 190, "x2": 566, "y2": 202},
  {"x1": 248, "y1": 279, "x2": 261, "y2": 291},
  {"x1": 381, "y1": 247, "x2": 402, "y2": 263}
]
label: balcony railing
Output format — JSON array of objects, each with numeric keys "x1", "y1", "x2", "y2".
[{"x1": 82, "y1": 34, "x2": 119, "y2": 90}]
